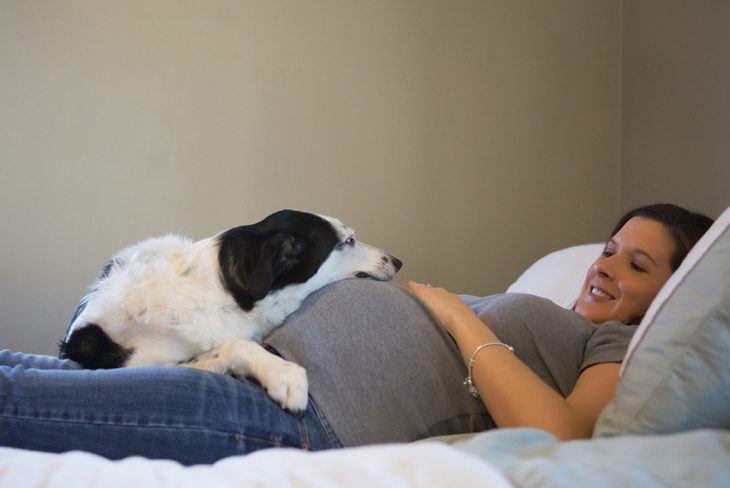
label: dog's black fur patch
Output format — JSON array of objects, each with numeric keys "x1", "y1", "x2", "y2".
[
  {"x1": 218, "y1": 210, "x2": 339, "y2": 311},
  {"x1": 59, "y1": 324, "x2": 133, "y2": 369}
]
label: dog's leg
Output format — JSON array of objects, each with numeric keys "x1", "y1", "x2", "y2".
[{"x1": 181, "y1": 340, "x2": 308, "y2": 412}]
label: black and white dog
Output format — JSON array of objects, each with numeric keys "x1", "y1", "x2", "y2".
[{"x1": 60, "y1": 209, "x2": 402, "y2": 411}]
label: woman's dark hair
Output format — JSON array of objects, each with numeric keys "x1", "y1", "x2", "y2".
[{"x1": 610, "y1": 203, "x2": 715, "y2": 271}]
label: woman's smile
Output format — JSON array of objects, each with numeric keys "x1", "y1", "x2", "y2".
[{"x1": 587, "y1": 285, "x2": 615, "y2": 301}]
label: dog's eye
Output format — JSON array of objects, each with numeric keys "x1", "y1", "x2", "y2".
[{"x1": 337, "y1": 236, "x2": 356, "y2": 250}]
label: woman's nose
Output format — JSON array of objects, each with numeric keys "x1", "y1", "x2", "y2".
[{"x1": 593, "y1": 255, "x2": 615, "y2": 279}]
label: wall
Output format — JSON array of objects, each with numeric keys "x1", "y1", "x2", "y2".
[
  {"x1": 0, "y1": 1, "x2": 620, "y2": 354},
  {"x1": 620, "y1": 1, "x2": 730, "y2": 217}
]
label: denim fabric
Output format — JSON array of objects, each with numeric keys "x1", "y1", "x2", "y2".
[{"x1": 0, "y1": 349, "x2": 341, "y2": 465}]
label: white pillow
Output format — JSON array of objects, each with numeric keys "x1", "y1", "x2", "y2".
[
  {"x1": 594, "y1": 206, "x2": 730, "y2": 436},
  {"x1": 506, "y1": 243, "x2": 603, "y2": 308}
]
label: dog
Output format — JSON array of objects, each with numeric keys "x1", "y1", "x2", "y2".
[{"x1": 59, "y1": 209, "x2": 402, "y2": 411}]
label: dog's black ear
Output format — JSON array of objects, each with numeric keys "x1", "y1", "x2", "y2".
[
  {"x1": 266, "y1": 232, "x2": 305, "y2": 278},
  {"x1": 220, "y1": 232, "x2": 306, "y2": 311}
]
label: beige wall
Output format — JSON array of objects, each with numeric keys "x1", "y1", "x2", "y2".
[
  {"x1": 620, "y1": 1, "x2": 730, "y2": 217},
  {"x1": 1, "y1": 1, "x2": 622, "y2": 354}
]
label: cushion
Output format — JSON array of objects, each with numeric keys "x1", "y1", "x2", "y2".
[
  {"x1": 506, "y1": 243, "x2": 603, "y2": 308},
  {"x1": 594, "y1": 206, "x2": 730, "y2": 437}
]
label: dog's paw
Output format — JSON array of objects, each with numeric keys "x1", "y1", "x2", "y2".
[{"x1": 260, "y1": 360, "x2": 309, "y2": 412}]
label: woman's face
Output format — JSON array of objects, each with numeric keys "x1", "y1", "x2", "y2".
[{"x1": 575, "y1": 217, "x2": 676, "y2": 324}]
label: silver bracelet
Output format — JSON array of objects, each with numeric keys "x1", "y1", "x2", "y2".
[{"x1": 463, "y1": 342, "x2": 515, "y2": 398}]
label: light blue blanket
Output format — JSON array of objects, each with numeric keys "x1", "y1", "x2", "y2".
[{"x1": 452, "y1": 428, "x2": 730, "y2": 487}]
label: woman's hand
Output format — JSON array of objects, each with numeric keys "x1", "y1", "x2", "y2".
[{"x1": 404, "y1": 281, "x2": 482, "y2": 338}]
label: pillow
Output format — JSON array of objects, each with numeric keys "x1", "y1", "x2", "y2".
[
  {"x1": 594, "y1": 206, "x2": 730, "y2": 437},
  {"x1": 506, "y1": 243, "x2": 603, "y2": 308}
]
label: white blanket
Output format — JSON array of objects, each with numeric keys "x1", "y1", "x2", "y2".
[{"x1": 0, "y1": 442, "x2": 511, "y2": 488}]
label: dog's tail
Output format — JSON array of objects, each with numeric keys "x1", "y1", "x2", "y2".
[{"x1": 59, "y1": 324, "x2": 133, "y2": 369}]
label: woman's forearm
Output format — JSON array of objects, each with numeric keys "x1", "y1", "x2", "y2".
[{"x1": 448, "y1": 313, "x2": 600, "y2": 439}]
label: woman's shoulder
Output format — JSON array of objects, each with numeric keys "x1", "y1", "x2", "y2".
[
  {"x1": 588, "y1": 321, "x2": 639, "y2": 344},
  {"x1": 581, "y1": 322, "x2": 639, "y2": 372}
]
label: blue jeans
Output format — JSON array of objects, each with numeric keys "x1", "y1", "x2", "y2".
[{"x1": 0, "y1": 349, "x2": 341, "y2": 465}]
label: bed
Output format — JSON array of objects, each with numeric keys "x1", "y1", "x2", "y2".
[{"x1": 1, "y1": 207, "x2": 728, "y2": 487}]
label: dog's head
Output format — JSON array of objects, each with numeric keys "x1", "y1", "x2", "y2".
[{"x1": 218, "y1": 209, "x2": 402, "y2": 310}]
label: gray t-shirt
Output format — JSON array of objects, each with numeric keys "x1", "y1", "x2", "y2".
[{"x1": 265, "y1": 279, "x2": 636, "y2": 447}]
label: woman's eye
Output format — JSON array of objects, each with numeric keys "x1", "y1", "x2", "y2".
[
  {"x1": 631, "y1": 262, "x2": 646, "y2": 273},
  {"x1": 602, "y1": 250, "x2": 613, "y2": 257}
]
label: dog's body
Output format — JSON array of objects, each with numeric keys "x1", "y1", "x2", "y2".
[{"x1": 60, "y1": 210, "x2": 402, "y2": 410}]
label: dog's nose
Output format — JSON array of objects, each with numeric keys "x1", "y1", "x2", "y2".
[{"x1": 390, "y1": 255, "x2": 403, "y2": 272}]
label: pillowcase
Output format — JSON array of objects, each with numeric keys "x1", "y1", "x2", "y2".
[
  {"x1": 594, "y1": 206, "x2": 730, "y2": 437},
  {"x1": 506, "y1": 243, "x2": 603, "y2": 308}
]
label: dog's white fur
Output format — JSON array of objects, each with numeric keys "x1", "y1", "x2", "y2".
[{"x1": 65, "y1": 213, "x2": 400, "y2": 411}]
